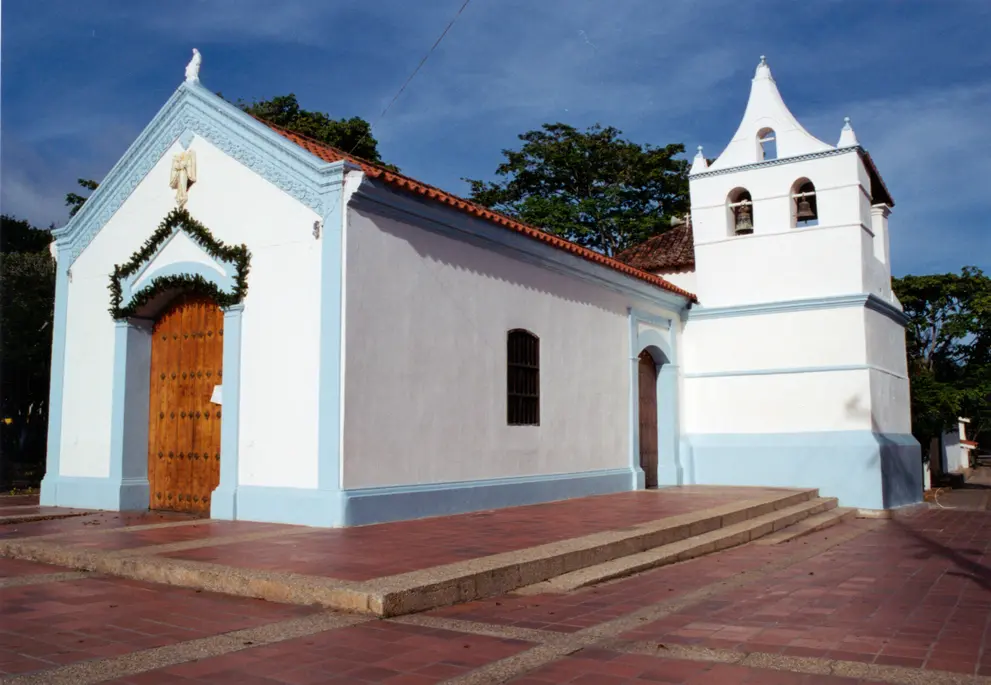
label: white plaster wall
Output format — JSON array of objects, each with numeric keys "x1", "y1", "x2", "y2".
[
  {"x1": 62, "y1": 137, "x2": 322, "y2": 488},
  {"x1": 340, "y1": 203, "x2": 679, "y2": 489},
  {"x1": 869, "y1": 369, "x2": 912, "y2": 434},
  {"x1": 655, "y1": 270, "x2": 696, "y2": 295},
  {"x1": 864, "y1": 310, "x2": 909, "y2": 377},
  {"x1": 683, "y1": 370, "x2": 873, "y2": 434},
  {"x1": 682, "y1": 308, "x2": 866, "y2": 374}
]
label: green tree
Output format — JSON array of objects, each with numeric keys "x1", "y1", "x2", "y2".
[
  {"x1": 65, "y1": 178, "x2": 99, "y2": 218},
  {"x1": 237, "y1": 93, "x2": 397, "y2": 170},
  {"x1": 0, "y1": 215, "x2": 56, "y2": 488},
  {"x1": 464, "y1": 123, "x2": 690, "y2": 256},
  {"x1": 893, "y1": 267, "x2": 991, "y2": 449}
]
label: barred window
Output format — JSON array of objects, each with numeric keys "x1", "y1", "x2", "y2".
[{"x1": 507, "y1": 329, "x2": 539, "y2": 426}]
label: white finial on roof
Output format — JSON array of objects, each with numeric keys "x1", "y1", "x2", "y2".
[
  {"x1": 755, "y1": 55, "x2": 772, "y2": 80},
  {"x1": 690, "y1": 145, "x2": 708, "y2": 174},
  {"x1": 838, "y1": 116, "x2": 859, "y2": 147},
  {"x1": 185, "y1": 48, "x2": 202, "y2": 83}
]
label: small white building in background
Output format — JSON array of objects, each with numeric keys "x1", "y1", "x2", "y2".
[
  {"x1": 941, "y1": 417, "x2": 977, "y2": 474},
  {"x1": 40, "y1": 54, "x2": 921, "y2": 527}
]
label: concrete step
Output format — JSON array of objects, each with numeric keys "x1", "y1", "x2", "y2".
[
  {"x1": 515, "y1": 497, "x2": 838, "y2": 594},
  {"x1": 755, "y1": 506, "x2": 856, "y2": 545},
  {"x1": 0, "y1": 488, "x2": 820, "y2": 617}
]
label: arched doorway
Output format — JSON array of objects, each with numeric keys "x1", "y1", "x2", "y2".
[
  {"x1": 147, "y1": 293, "x2": 223, "y2": 514},
  {"x1": 638, "y1": 350, "x2": 659, "y2": 488}
]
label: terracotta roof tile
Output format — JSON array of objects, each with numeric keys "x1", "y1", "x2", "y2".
[
  {"x1": 257, "y1": 118, "x2": 697, "y2": 302},
  {"x1": 614, "y1": 221, "x2": 695, "y2": 273}
]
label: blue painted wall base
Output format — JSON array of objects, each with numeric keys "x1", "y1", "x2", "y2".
[
  {"x1": 43, "y1": 475, "x2": 149, "y2": 511},
  {"x1": 341, "y1": 468, "x2": 633, "y2": 527},
  {"x1": 234, "y1": 486, "x2": 343, "y2": 527},
  {"x1": 681, "y1": 431, "x2": 922, "y2": 510}
]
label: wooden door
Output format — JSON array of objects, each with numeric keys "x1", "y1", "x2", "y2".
[
  {"x1": 148, "y1": 294, "x2": 223, "y2": 514},
  {"x1": 638, "y1": 350, "x2": 659, "y2": 489}
]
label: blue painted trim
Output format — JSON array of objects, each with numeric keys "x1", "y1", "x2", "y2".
[
  {"x1": 55, "y1": 81, "x2": 351, "y2": 266},
  {"x1": 316, "y1": 168, "x2": 348, "y2": 526},
  {"x1": 688, "y1": 293, "x2": 908, "y2": 326},
  {"x1": 349, "y1": 179, "x2": 691, "y2": 314},
  {"x1": 681, "y1": 431, "x2": 922, "y2": 510},
  {"x1": 107, "y1": 319, "x2": 152, "y2": 510},
  {"x1": 210, "y1": 304, "x2": 245, "y2": 520},
  {"x1": 42, "y1": 475, "x2": 149, "y2": 511},
  {"x1": 233, "y1": 485, "x2": 341, "y2": 527},
  {"x1": 40, "y1": 251, "x2": 70, "y2": 506},
  {"x1": 341, "y1": 468, "x2": 634, "y2": 526},
  {"x1": 685, "y1": 363, "x2": 907, "y2": 380},
  {"x1": 123, "y1": 260, "x2": 236, "y2": 306},
  {"x1": 690, "y1": 146, "x2": 859, "y2": 179}
]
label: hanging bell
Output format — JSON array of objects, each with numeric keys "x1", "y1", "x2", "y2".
[
  {"x1": 734, "y1": 203, "x2": 753, "y2": 233},
  {"x1": 796, "y1": 196, "x2": 815, "y2": 221}
]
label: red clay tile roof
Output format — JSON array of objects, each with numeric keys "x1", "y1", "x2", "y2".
[
  {"x1": 258, "y1": 119, "x2": 697, "y2": 302},
  {"x1": 614, "y1": 221, "x2": 695, "y2": 273}
]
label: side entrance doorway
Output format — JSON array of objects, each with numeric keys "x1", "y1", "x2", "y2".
[
  {"x1": 638, "y1": 350, "x2": 659, "y2": 488},
  {"x1": 147, "y1": 294, "x2": 223, "y2": 514}
]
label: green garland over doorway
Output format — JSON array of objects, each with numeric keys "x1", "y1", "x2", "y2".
[{"x1": 108, "y1": 208, "x2": 251, "y2": 319}]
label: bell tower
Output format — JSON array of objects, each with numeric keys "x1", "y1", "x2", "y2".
[
  {"x1": 687, "y1": 56, "x2": 895, "y2": 308},
  {"x1": 679, "y1": 57, "x2": 920, "y2": 512}
]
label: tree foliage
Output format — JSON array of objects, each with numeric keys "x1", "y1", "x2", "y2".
[
  {"x1": 893, "y1": 267, "x2": 991, "y2": 448},
  {"x1": 65, "y1": 178, "x2": 99, "y2": 218},
  {"x1": 237, "y1": 93, "x2": 397, "y2": 170},
  {"x1": 465, "y1": 123, "x2": 690, "y2": 256},
  {"x1": 0, "y1": 215, "x2": 55, "y2": 487}
]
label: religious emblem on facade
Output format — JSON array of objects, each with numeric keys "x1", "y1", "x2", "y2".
[{"x1": 170, "y1": 149, "x2": 197, "y2": 209}]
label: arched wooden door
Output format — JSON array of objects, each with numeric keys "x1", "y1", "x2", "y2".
[
  {"x1": 148, "y1": 294, "x2": 223, "y2": 514},
  {"x1": 638, "y1": 350, "x2": 659, "y2": 489}
]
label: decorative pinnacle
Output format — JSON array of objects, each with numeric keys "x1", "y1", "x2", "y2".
[
  {"x1": 760, "y1": 55, "x2": 766, "y2": 65},
  {"x1": 844, "y1": 116, "x2": 851, "y2": 125},
  {"x1": 696, "y1": 145, "x2": 704, "y2": 155}
]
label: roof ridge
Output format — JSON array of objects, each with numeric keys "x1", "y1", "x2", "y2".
[{"x1": 255, "y1": 115, "x2": 697, "y2": 302}]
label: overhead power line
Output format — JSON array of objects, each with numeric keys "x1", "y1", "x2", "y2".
[{"x1": 348, "y1": 0, "x2": 473, "y2": 157}]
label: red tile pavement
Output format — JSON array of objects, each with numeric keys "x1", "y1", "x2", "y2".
[
  {"x1": 508, "y1": 650, "x2": 885, "y2": 684},
  {"x1": 152, "y1": 487, "x2": 792, "y2": 581},
  {"x1": 0, "y1": 575, "x2": 317, "y2": 676},
  {"x1": 426, "y1": 522, "x2": 861, "y2": 632},
  {"x1": 619, "y1": 509, "x2": 991, "y2": 676},
  {"x1": 0, "y1": 557, "x2": 76, "y2": 577},
  {"x1": 0, "y1": 494, "x2": 40, "y2": 507},
  {"x1": 101, "y1": 621, "x2": 535, "y2": 684},
  {"x1": 0, "y1": 509, "x2": 195, "y2": 540},
  {"x1": 61, "y1": 520, "x2": 294, "y2": 551}
]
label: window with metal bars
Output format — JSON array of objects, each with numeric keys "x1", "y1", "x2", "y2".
[{"x1": 507, "y1": 329, "x2": 539, "y2": 426}]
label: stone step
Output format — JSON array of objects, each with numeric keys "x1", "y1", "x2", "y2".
[
  {"x1": 515, "y1": 497, "x2": 838, "y2": 594},
  {"x1": 755, "y1": 506, "x2": 856, "y2": 545},
  {"x1": 0, "y1": 488, "x2": 820, "y2": 617}
]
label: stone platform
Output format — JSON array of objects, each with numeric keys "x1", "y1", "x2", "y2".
[{"x1": 0, "y1": 486, "x2": 849, "y2": 618}]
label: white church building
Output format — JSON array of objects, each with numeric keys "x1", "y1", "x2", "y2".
[{"x1": 40, "y1": 54, "x2": 921, "y2": 527}]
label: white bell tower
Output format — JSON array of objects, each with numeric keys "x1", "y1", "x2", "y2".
[
  {"x1": 688, "y1": 56, "x2": 896, "y2": 308},
  {"x1": 679, "y1": 57, "x2": 921, "y2": 512}
]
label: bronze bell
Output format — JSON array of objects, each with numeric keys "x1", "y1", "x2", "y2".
[
  {"x1": 734, "y1": 203, "x2": 753, "y2": 233},
  {"x1": 796, "y1": 196, "x2": 815, "y2": 221}
]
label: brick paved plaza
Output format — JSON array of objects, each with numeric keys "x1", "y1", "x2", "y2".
[{"x1": 2, "y1": 490, "x2": 991, "y2": 684}]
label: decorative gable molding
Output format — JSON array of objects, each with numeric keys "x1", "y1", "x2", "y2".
[{"x1": 56, "y1": 81, "x2": 346, "y2": 267}]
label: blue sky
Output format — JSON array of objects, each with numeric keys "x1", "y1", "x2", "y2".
[{"x1": 3, "y1": 0, "x2": 989, "y2": 276}]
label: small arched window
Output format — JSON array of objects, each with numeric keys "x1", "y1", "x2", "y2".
[
  {"x1": 727, "y1": 188, "x2": 754, "y2": 236},
  {"x1": 758, "y1": 128, "x2": 777, "y2": 161},
  {"x1": 507, "y1": 329, "x2": 539, "y2": 426},
  {"x1": 792, "y1": 179, "x2": 818, "y2": 227}
]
